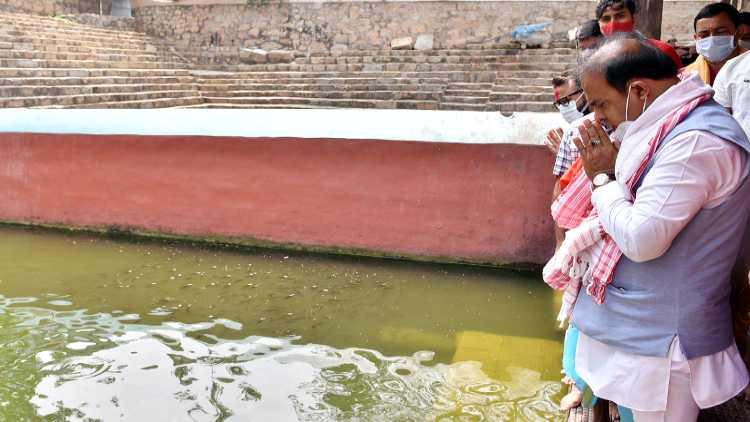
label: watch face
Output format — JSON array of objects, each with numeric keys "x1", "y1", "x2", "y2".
[{"x1": 594, "y1": 173, "x2": 610, "y2": 186}]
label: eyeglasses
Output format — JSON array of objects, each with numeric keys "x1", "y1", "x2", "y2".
[{"x1": 553, "y1": 89, "x2": 583, "y2": 107}]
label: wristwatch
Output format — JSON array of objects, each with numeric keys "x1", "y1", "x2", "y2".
[{"x1": 592, "y1": 172, "x2": 615, "y2": 189}]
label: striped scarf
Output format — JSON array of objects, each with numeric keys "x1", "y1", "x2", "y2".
[{"x1": 544, "y1": 91, "x2": 712, "y2": 321}]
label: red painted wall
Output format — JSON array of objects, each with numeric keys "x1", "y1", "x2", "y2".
[{"x1": 0, "y1": 133, "x2": 555, "y2": 265}]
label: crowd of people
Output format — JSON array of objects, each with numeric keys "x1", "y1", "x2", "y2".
[{"x1": 542, "y1": 1, "x2": 750, "y2": 421}]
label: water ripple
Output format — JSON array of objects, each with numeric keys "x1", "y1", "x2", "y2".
[{"x1": 0, "y1": 297, "x2": 563, "y2": 422}]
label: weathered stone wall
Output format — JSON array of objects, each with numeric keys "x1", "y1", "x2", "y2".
[
  {"x1": 0, "y1": 0, "x2": 112, "y2": 15},
  {"x1": 133, "y1": 0, "x2": 712, "y2": 53},
  {"x1": 662, "y1": 0, "x2": 715, "y2": 42},
  {"x1": 63, "y1": 12, "x2": 135, "y2": 31}
]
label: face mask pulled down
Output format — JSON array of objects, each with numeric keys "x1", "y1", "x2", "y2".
[{"x1": 611, "y1": 83, "x2": 648, "y2": 144}]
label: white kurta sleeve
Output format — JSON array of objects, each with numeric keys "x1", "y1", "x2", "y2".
[{"x1": 591, "y1": 131, "x2": 744, "y2": 263}]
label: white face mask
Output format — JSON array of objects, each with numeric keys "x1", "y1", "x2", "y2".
[
  {"x1": 611, "y1": 83, "x2": 648, "y2": 143},
  {"x1": 696, "y1": 35, "x2": 736, "y2": 63},
  {"x1": 557, "y1": 101, "x2": 584, "y2": 124}
]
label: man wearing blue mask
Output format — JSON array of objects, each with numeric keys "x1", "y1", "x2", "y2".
[
  {"x1": 549, "y1": 71, "x2": 591, "y2": 247},
  {"x1": 685, "y1": 2, "x2": 747, "y2": 86}
]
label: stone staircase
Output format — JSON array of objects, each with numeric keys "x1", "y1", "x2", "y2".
[
  {"x1": 183, "y1": 48, "x2": 575, "y2": 111},
  {"x1": 0, "y1": 11, "x2": 577, "y2": 111},
  {"x1": 0, "y1": 11, "x2": 202, "y2": 108}
]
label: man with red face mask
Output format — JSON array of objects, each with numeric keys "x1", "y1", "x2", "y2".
[{"x1": 596, "y1": 0, "x2": 683, "y2": 68}]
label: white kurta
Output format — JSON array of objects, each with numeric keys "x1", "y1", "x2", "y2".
[
  {"x1": 714, "y1": 51, "x2": 750, "y2": 138},
  {"x1": 576, "y1": 74, "x2": 750, "y2": 413}
]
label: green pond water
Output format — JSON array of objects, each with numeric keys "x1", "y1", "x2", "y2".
[{"x1": 0, "y1": 227, "x2": 565, "y2": 421}]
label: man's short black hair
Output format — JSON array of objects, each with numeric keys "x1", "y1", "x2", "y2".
[
  {"x1": 578, "y1": 20, "x2": 602, "y2": 40},
  {"x1": 693, "y1": 3, "x2": 741, "y2": 32},
  {"x1": 582, "y1": 33, "x2": 678, "y2": 94},
  {"x1": 552, "y1": 76, "x2": 568, "y2": 88},
  {"x1": 552, "y1": 69, "x2": 579, "y2": 89},
  {"x1": 740, "y1": 11, "x2": 750, "y2": 26},
  {"x1": 596, "y1": 0, "x2": 637, "y2": 20}
]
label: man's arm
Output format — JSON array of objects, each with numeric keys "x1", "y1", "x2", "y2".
[
  {"x1": 592, "y1": 132, "x2": 744, "y2": 263},
  {"x1": 552, "y1": 177, "x2": 566, "y2": 250},
  {"x1": 714, "y1": 59, "x2": 734, "y2": 114}
]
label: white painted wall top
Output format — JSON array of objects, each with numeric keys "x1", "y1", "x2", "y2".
[{"x1": 0, "y1": 109, "x2": 563, "y2": 145}]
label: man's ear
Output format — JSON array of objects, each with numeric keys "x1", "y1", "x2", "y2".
[{"x1": 630, "y1": 80, "x2": 650, "y2": 103}]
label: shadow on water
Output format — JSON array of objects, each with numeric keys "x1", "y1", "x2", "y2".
[{"x1": 0, "y1": 226, "x2": 565, "y2": 421}]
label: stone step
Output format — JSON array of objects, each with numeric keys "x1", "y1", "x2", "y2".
[
  {"x1": 0, "y1": 83, "x2": 198, "y2": 97},
  {"x1": 188, "y1": 54, "x2": 575, "y2": 68},
  {"x1": 200, "y1": 89, "x2": 441, "y2": 101},
  {"x1": 195, "y1": 70, "x2": 495, "y2": 82},
  {"x1": 487, "y1": 101, "x2": 556, "y2": 113},
  {"x1": 202, "y1": 96, "x2": 440, "y2": 110},
  {"x1": 200, "y1": 83, "x2": 447, "y2": 93},
  {"x1": 486, "y1": 63, "x2": 571, "y2": 72},
  {"x1": 441, "y1": 95, "x2": 489, "y2": 104},
  {"x1": 1, "y1": 89, "x2": 200, "y2": 108},
  {"x1": 0, "y1": 29, "x2": 153, "y2": 44},
  {"x1": 440, "y1": 102, "x2": 488, "y2": 111},
  {"x1": 0, "y1": 34, "x2": 155, "y2": 51},
  {"x1": 0, "y1": 68, "x2": 192, "y2": 78},
  {"x1": 0, "y1": 10, "x2": 141, "y2": 29},
  {"x1": 495, "y1": 70, "x2": 564, "y2": 79},
  {"x1": 0, "y1": 49, "x2": 162, "y2": 63},
  {"x1": 444, "y1": 89, "x2": 491, "y2": 97},
  {"x1": 67, "y1": 96, "x2": 205, "y2": 109},
  {"x1": 0, "y1": 18, "x2": 150, "y2": 40},
  {"x1": 447, "y1": 82, "x2": 494, "y2": 90},
  {"x1": 184, "y1": 47, "x2": 576, "y2": 62},
  {"x1": 296, "y1": 55, "x2": 576, "y2": 65},
  {"x1": 196, "y1": 76, "x2": 450, "y2": 86},
  {"x1": 0, "y1": 57, "x2": 184, "y2": 69},
  {"x1": 493, "y1": 84, "x2": 552, "y2": 92},
  {"x1": 173, "y1": 103, "x2": 331, "y2": 109},
  {"x1": 489, "y1": 91, "x2": 552, "y2": 102},
  {"x1": 307, "y1": 47, "x2": 576, "y2": 57},
  {"x1": 0, "y1": 75, "x2": 195, "y2": 86},
  {"x1": 493, "y1": 77, "x2": 555, "y2": 87},
  {"x1": 21, "y1": 43, "x2": 161, "y2": 56},
  {"x1": 0, "y1": 29, "x2": 150, "y2": 48},
  {"x1": 198, "y1": 62, "x2": 562, "y2": 73}
]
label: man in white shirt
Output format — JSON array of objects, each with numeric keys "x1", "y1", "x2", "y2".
[
  {"x1": 716, "y1": 50, "x2": 750, "y2": 401},
  {"x1": 714, "y1": 51, "x2": 750, "y2": 137},
  {"x1": 570, "y1": 35, "x2": 750, "y2": 422}
]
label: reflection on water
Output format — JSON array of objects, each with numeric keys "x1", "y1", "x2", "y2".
[{"x1": 0, "y1": 227, "x2": 564, "y2": 421}]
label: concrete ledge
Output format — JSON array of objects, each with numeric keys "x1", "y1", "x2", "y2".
[{"x1": 0, "y1": 109, "x2": 564, "y2": 145}]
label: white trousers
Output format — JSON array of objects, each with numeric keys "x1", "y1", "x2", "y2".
[{"x1": 631, "y1": 344, "x2": 699, "y2": 422}]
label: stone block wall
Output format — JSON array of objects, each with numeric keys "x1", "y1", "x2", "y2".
[
  {"x1": 0, "y1": 0, "x2": 111, "y2": 16},
  {"x1": 133, "y1": 0, "x2": 713, "y2": 53}
]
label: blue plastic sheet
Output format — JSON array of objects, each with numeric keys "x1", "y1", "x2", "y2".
[{"x1": 511, "y1": 22, "x2": 552, "y2": 40}]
